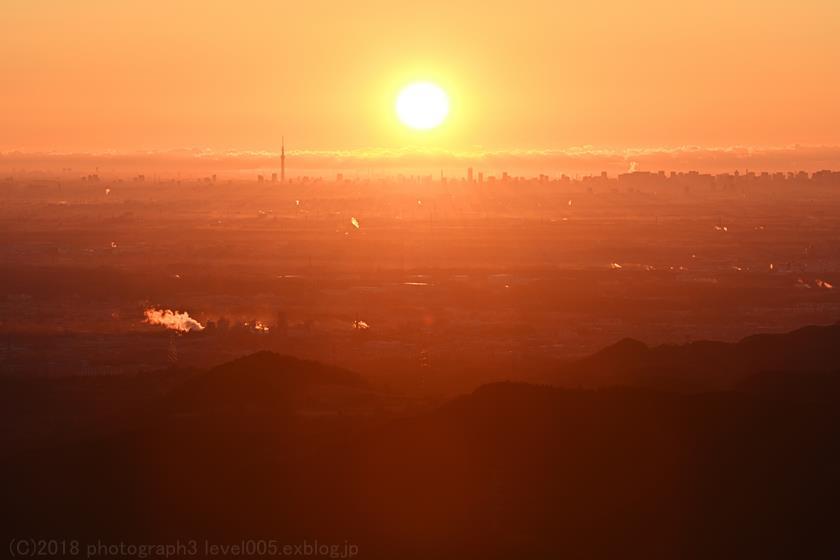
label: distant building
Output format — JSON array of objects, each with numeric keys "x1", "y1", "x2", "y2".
[
  {"x1": 167, "y1": 335, "x2": 178, "y2": 364},
  {"x1": 280, "y1": 136, "x2": 286, "y2": 183}
]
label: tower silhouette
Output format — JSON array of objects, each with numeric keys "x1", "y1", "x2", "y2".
[{"x1": 281, "y1": 136, "x2": 286, "y2": 183}]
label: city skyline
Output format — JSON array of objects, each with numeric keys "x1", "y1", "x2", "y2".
[{"x1": 7, "y1": 144, "x2": 840, "y2": 178}]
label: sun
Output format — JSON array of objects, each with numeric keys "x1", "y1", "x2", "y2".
[{"x1": 396, "y1": 82, "x2": 450, "y2": 130}]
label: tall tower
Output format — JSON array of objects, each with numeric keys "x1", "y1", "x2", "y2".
[{"x1": 281, "y1": 136, "x2": 286, "y2": 183}]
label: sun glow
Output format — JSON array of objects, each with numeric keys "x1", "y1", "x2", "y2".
[{"x1": 395, "y1": 82, "x2": 450, "y2": 130}]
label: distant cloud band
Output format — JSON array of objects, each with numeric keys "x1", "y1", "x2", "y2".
[{"x1": 3, "y1": 145, "x2": 840, "y2": 176}]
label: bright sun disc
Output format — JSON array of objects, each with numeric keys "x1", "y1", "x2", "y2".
[{"x1": 396, "y1": 82, "x2": 449, "y2": 130}]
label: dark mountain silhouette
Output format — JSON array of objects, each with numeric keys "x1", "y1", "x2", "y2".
[
  {"x1": 3, "y1": 329, "x2": 840, "y2": 558},
  {"x1": 548, "y1": 321, "x2": 840, "y2": 390},
  {"x1": 737, "y1": 369, "x2": 840, "y2": 401},
  {"x1": 167, "y1": 351, "x2": 375, "y2": 416}
]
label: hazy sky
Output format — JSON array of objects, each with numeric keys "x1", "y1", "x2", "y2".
[{"x1": 4, "y1": 0, "x2": 840, "y2": 154}]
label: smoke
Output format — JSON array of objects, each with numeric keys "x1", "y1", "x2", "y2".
[
  {"x1": 144, "y1": 307, "x2": 204, "y2": 332},
  {"x1": 628, "y1": 161, "x2": 638, "y2": 173}
]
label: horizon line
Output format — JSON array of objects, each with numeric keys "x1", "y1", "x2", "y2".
[{"x1": 3, "y1": 144, "x2": 840, "y2": 175}]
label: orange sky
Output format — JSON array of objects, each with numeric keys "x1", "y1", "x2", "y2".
[{"x1": 4, "y1": 1, "x2": 840, "y2": 155}]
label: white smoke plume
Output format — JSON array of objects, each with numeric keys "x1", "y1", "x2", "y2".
[{"x1": 144, "y1": 308, "x2": 205, "y2": 332}]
